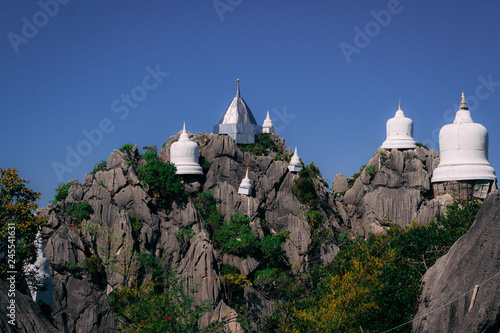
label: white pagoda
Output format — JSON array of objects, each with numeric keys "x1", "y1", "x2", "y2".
[
  {"x1": 170, "y1": 123, "x2": 204, "y2": 175},
  {"x1": 381, "y1": 101, "x2": 417, "y2": 149}
]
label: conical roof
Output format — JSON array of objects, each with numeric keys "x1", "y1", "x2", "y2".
[{"x1": 218, "y1": 79, "x2": 258, "y2": 125}]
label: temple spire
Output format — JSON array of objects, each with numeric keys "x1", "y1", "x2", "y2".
[
  {"x1": 236, "y1": 78, "x2": 240, "y2": 98},
  {"x1": 460, "y1": 91, "x2": 468, "y2": 110},
  {"x1": 398, "y1": 100, "x2": 402, "y2": 111},
  {"x1": 183, "y1": 122, "x2": 186, "y2": 133}
]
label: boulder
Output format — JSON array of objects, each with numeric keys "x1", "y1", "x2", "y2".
[{"x1": 412, "y1": 190, "x2": 500, "y2": 333}]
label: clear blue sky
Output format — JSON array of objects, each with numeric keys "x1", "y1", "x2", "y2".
[{"x1": 2, "y1": 1, "x2": 500, "y2": 207}]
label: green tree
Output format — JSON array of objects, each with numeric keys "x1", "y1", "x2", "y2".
[{"x1": 0, "y1": 169, "x2": 47, "y2": 280}]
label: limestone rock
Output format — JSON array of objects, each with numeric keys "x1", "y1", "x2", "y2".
[
  {"x1": 332, "y1": 173, "x2": 348, "y2": 193},
  {"x1": 412, "y1": 190, "x2": 500, "y2": 333},
  {"x1": 0, "y1": 279, "x2": 60, "y2": 333}
]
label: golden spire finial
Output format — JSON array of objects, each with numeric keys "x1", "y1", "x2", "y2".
[
  {"x1": 460, "y1": 91, "x2": 468, "y2": 110},
  {"x1": 237, "y1": 78, "x2": 239, "y2": 82}
]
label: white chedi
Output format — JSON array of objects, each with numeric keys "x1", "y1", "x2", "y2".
[
  {"x1": 431, "y1": 93, "x2": 496, "y2": 183},
  {"x1": 238, "y1": 169, "x2": 252, "y2": 195},
  {"x1": 262, "y1": 111, "x2": 275, "y2": 134},
  {"x1": 26, "y1": 231, "x2": 54, "y2": 306},
  {"x1": 288, "y1": 147, "x2": 303, "y2": 172},
  {"x1": 381, "y1": 101, "x2": 417, "y2": 149},
  {"x1": 170, "y1": 123, "x2": 203, "y2": 175}
]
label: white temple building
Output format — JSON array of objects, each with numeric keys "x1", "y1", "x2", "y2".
[
  {"x1": 238, "y1": 169, "x2": 252, "y2": 195},
  {"x1": 26, "y1": 231, "x2": 54, "y2": 306},
  {"x1": 213, "y1": 79, "x2": 262, "y2": 144},
  {"x1": 170, "y1": 123, "x2": 204, "y2": 175},
  {"x1": 262, "y1": 111, "x2": 275, "y2": 134},
  {"x1": 381, "y1": 101, "x2": 417, "y2": 149},
  {"x1": 431, "y1": 93, "x2": 497, "y2": 199},
  {"x1": 288, "y1": 147, "x2": 303, "y2": 172}
]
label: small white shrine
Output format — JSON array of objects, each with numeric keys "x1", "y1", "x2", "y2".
[
  {"x1": 170, "y1": 123, "x2": 203, "y2": 175},
  {"x1": 213, "y1": 79, "x2": 262, "y2": 144},
  {"x1": 432, "y1": 93, "x2": 497, "y2": 199},
  {"x1": 238, "y1": 169, "x2": 252, "y2": 195},
  {"x1": 27, "y1": 231, "x2": 54, "y2": 306},
  {"x1": 288, "y1": 147, "x2": 303, "y2": 172},
  {"x1": 262, "y1": 111, "x2": 275, "y2": 134},
  {"x1": 381, "y1": 101, "x2": 417, "y2": 149}
]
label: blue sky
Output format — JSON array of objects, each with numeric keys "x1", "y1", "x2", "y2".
[{"x1": 1, "y1": 1, "x2": 500, "y2": 207}]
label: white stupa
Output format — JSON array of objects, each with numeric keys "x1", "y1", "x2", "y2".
[
  {"x1": 262, "y1": 111, "x2": 275, "y2": 134},
  {"x1": 238, "y1": 169, "x2": 252, "y2": 195},
  {"x1": 381, "y1": 101, "x2": 417, "y2": 149},
  {"x1": 432, "y1": 93, "x2": 496, "y2": 199},
  {"x1": 170, "y1": 123, "x2": 203, "y2": 175},
  {"x1": 27, "y1": 231, "x2": 54, "y2": 306},
  {"x1": 288, "y1": 147, "x2": 303, "y2": 172},
  {"x1": 213, "y1": 79, "x2": 262, "y2": 144}
]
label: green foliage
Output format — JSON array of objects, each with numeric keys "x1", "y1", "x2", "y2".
[
  {"x1": 220, "y1": 264, "x2": 240, "y2": 276},
  {"x1": 83, "y1": 255, "x2": 104, "y2": 280},
  {"x1": 0, "y1": 169, "x2": 47, "y2": 281},
  {"x1": 365, "y1": 165, "x2": 376, "y2": 176},
  {"x1": 128, "y1": 213, "x2": 142, "y2": 232},
  {"x1": 221, "y1": 273, "x2": 252, "y2": 303},
  {"x1": 65, "y1": 263, "x2": 81, "y2": 278},
  {"x1": 416, "y1": 142, "x2": 428, "y2": 149},
  {"x1": 162, "y1": 142, "x2": 167, "y2": 148},
  {"x1": 212, "y1": 214, "x2": 260, "y2": 257},
  {"x1": 291, "y1": 162, "x2": 321, "y2": 209},
  {"x1": 352, "y1": 164, "x2": 366, "y2": 181},
  {"x1": 260, "y1": 230, "x2": 290, "y2": 268},
  {"x1": 142, "y1": 145, "x2": 157, "y2": 154},
  {"x1": 138, "y1": 151, "x2": 183, "y2": 208},
  {"x1": 53, "y1": 182, "x2": 72, "y2": 203},
  {"x1": 194, "y1": 192, "x2": 224, "y2": 235},
  {"x1": 91, "y1": 160, "x2": 107, "y2": 175},
  {"x1": 175, "y1": 227, "x2": 195, "y2": 252},
  {"x1": 67, "y1": 202, "x2": 93, "y2": 225},
  {"x1": 99, "y1": 180, "x2": 107, "y2": 188},
  {"x1": 199, "y1": 155, "x2": 211, "y2": 173},
  {"x1": 281, "y1": 199, "x2": 481, "y2": 332},
  {"x1": 304, "y1": 210, "x2": 324, "y2": 230},
  {"x1": 239, "y1": 133, "x2": 277, "y2": 156},
  {"x1": 109, "y1": 254, "x2": 220, "y2": 333},
  {"x1": 119, "y1": 143, "x2": 135, "y2": 152},
  {"x1": 379, "y1": 151, "x2": 388, "y2": 162}
]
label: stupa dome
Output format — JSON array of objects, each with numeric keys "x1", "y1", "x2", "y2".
[
  {"x1": 288, "y1": 147, "x2": 303, "y2": 172},
  {"x1": 238, "y1": 169, "x2": 252, "y2": 195},
  {"x1": 170, "y1": 123, "x2": 203, "y2": 175},
  {"x1": 381, "y1": 101, "x2": 417, "y2": 149},
  {"x1": 213, "y1": 79, "x2": 262, "y2": 144},
  {"x1": 262, "y1": 111, "x2": 275, "y2": 134},
  {"x1": 432, "y1": 93, "x2": 496, "y2": 183}
]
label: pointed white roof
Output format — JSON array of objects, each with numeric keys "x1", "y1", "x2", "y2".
[
  {"x1": 238, "y1": 169, "x2": 252, "y2": 195},
  {"x1": 218, "y1": 79, "x2": 258, "y2": 125}
]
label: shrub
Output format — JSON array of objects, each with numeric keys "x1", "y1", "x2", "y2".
[
  {"x1": 83, "y1": 255, "x2": 104, "y2": 280},
  {"x1": 291, "y1": 162, "x2": 321, "y2": 209},
  {"x1": 175, "y1": 227, "x2": 195, "y2": 252},
  {"x1": 194, "y1": 192, "x2": 224, "y2": 234},
  {"x1": 67, "y1": 202, "x2": 93, "y2": 225},
  {"x1": 365, "y1": 165, "x2": 376, "y2": 176},
  {"x1": 91, "y1": 160, "x2": 107, "y2": 175},
  {"x1": 239, "y1": 133, "x2": 277, "y2": 156},
  {"x1": 416, "y1": 142, "x2": 428, "y2": 149},
  {"x1": 99, "y1": 180, "x2": 107, "y2": 188},
  {"x1": 199, "y1": 155, "x2": 211, "y2": 173},
  {"x1": 138, "y1": 151, "x2": 183, "y2": 207},
  {"x1": 212, "y1": 214, "x2": 259, "y2": 257},
  {"x1": 119, "y1": 143, "x2": 135, "y2": 152},
  {"x1": 304, "y1": 210, "x2": 324, "y2": 230},
  {"x1": 220, "y1": 264, "x2": 240, "y2": 276},
  {"x1": 379, "y1": 151, "x2": 388, "y2": 163},
  {"x1": 65, "y1": 263, "x2": 81, "y2": 278},
  {"x1": 142, "y1": 145, "x2": 157, "y2": 154},
  {"x1": 260, "y1": 230, "x2": 290, "y2": 268},
  {"x1": 128, "y1": 213, "x2": 142, "y2": 232},
  {"x1": 54, "y1": 182, "x2": 72, "y2": 203}
]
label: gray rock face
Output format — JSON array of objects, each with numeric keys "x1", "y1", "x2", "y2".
[
  {"x1": 338, "y1": 147, "x2": 440, "y2": 236},
  {"x1": 412, "y1": 190, "x2": 500, "y2": 333},
  {"x1": 332, "y1": 173, "x2": 348, "y2": 193},
  {"x1": 0, "y1": 279, "x2": 60, "y2": 333}
]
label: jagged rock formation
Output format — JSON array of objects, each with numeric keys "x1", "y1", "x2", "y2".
[
  {"x1": 36, "y1": 133, "x2": 342, "y2": 332},
  {"x1": 335, "y1": 146, "x2": 446, "y2": 236},
  {"x1": 412, "y1": 190, "x2": 500, "y2": 333},
  {"x1": 0, "y1": 279, "x2": 60, "y2": 333}
]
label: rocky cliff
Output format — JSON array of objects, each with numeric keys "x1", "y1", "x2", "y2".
[
  {"x1": 412, "y1": 190, "x2": 500, "y2": 333},
  {"x1": 4, "y1": 133, "x2": 488, "y2": 332}
]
